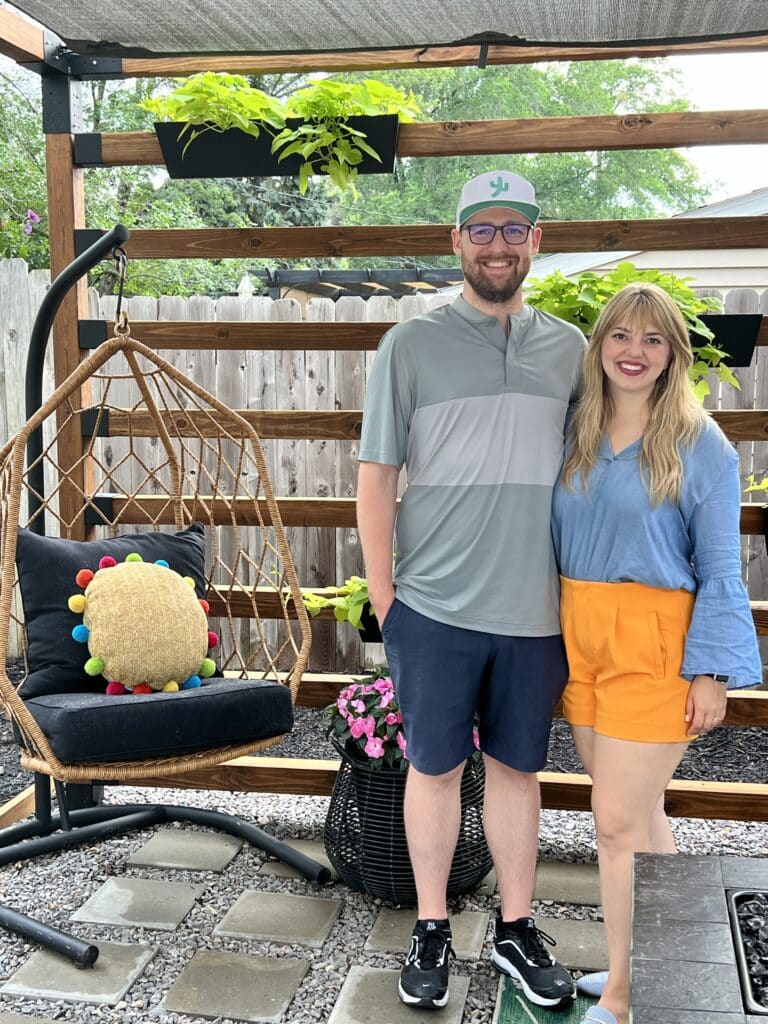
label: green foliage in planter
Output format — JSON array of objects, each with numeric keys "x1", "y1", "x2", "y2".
[
  {"x1": 301, "y1": 575, "x2": 371, "y2": 630},
  {"x1": 141, "y1": 72, "x2": 286, "y2": 155},
  {"x1": 278, "y1": 78, "x2": 420, "y2": 194},
  {"x1": 526, "y1": 262, "x2": 737, "y2": 402},
  {"x1": 142, "y1": 73, "x2": 419, "y2": 195}
]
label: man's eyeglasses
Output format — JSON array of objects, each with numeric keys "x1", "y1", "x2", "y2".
[{"x1": 463, "y1": 223, "x2": 532, "y2": 245}]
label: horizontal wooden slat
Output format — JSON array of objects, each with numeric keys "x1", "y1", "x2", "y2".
[
  {"x1": 0, "y1": 7, "x2": 45, "y2": 63},
  {"x1": 102, "y1": 320, "x2": 390, "y2": 351},
  {"x1": 132, "y1": 757, "x2": 768, "y2": 820},
  {"x1": 215, "y1": 584, "x2": 768, "y2": 638},
  {"x1": 96, "y1": 109, "x2": 768, "y2": 167},
  {"x1": 289, "y1": 671, "x2": 768, "y2": 725},
  {"x1": 98, "y1": 494, "x2": 768, "y2": 536},
  {"x1": 102, "y1": 408, "x2": 363, "y2": 440},
  {"x1": 713, "y1": 409, "x2": 768, "y2": 440},
  {"x1": 108, "y1": 218, "x2": 768, "y2": 259},
  {"x1": 119, "y1": 37, "x2": 768, "y2": 78},
  {"x1": 91, "y1": 404, "x2": 768, "y2": 443},
  {"x1": 90, "y1": 316, "x2": 768, "y2": 356}
]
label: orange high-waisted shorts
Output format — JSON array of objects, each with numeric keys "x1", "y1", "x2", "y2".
[{"x1": 560, "y1": 577, "x2": 695, "y2": 743}]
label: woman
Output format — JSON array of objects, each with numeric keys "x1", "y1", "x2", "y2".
[{"x1": 551, "y1": 282, "x2": 762, "y2": 1024}]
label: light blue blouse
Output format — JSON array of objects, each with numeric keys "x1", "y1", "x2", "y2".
[{"x1": 551, "y1": 417, "x2": 762, "y2": 689}]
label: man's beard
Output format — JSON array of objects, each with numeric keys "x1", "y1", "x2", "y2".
[{"x1": 462, "y1": 255, "x2": 529, "y2": 304}]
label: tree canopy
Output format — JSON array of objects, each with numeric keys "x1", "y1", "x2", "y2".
[{"x1": 0, "y1": 56, "x2": 714, "y2": 295}]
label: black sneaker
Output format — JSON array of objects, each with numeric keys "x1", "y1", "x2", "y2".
[
  {"x1": 398, "y1": 919, "x2": 455, "y2": 1009},
  {"x1": 491, "y1": 914, "x2": 576, "y2": 1008}
]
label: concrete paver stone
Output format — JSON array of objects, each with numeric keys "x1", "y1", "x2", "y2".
[
  {"x1": 328, "y1": 965, "x2": 469, "y2": 1024},
  {"x1": 366, "y1": 908, "x2": 490, "y2": 959},
  {"x1": 477, "y1": 868, "x2": 497, "y2": 896},
  {"x1": 258, "y1": 839, "x2": 337, "y2": 880},
  {"x1": 0, "y1": 1014, "x2": 62, "y2": 1024},
  {"x1": 71, "y1": 876, "x2": 204, "y2": 930},
  {"x1": 0, "y1": 941, "x2": 155, "y2": 1006},
  {"x1": 128, "y1": 827, "x2": 243, "y2": 871},
  {"x1": 538, "y1": 916, "x2": 607, "y2": 971},
  {"x1": 163, "y1": 949, "x2": 309, "y2": 1023},
  {"x1": 534, "y1": 862, "x2": 602, "y2": 906},
  {"x1": 214, "y1": 890, "x2": 343, "y2": 947}
]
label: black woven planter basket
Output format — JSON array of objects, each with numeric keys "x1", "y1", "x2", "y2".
[{"x1": 324, "y1": 742, "x2": 491, "y2": 906}]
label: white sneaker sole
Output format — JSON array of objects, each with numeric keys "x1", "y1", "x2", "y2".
[
  {"x1": 491, "y1": 948, "x2": 575, "y2": 1008},
  {"x1": 398, "y1": 980, "x2": 449, "y2": 1009}
]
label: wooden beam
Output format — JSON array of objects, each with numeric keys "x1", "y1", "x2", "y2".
[
  {"x1": 94, "y1": 317, "x2": 768, "y2": 359},
  {"x1": 98, "y1": 494, "x2": 768, "y2": 536},
  {"x1": 104, "y1": 408, "x2": 363, "y2": 439},
  {"x1": 115, "y1": 37, "x2": 768, "y2": 78},
  {"x1": 713, "y1": 409, "x2": 768, "y2": 440},
  {"x1": 103, "y1": 320, "x2": 389, "y2": 351},
  {"x1": 96, "y1": 109, "x2": 768, "y2": 167},
  {"x1": 0, "y1": 783, "x2": 36, "y2": 829},
  {"x1": 111, "y1": 218, "x2": 768, "y2": 259},
  {"x1": 46, "y1": 133, "x2": 89, "y2": 538},
  {"x1": 290, "y1": 671, "x2": 768, "y2": 726},
  {"x1": 0, "y1": 7, "x2": 45, "y2": 63},
  {"x1": 131, "y1": 757, "x2": 768, "y2": 820},
  {"x1": 397, "y1": 110, "x2": 768, "y2": 158}
]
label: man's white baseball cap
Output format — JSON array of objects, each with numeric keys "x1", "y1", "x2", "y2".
[{"x1": 456, "y1": 170, "x2": 540, "y2": 229}]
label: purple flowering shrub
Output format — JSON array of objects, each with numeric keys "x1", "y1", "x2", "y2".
[{"x1": 324, "y1": 669, "x2": 408, "y2": 771}]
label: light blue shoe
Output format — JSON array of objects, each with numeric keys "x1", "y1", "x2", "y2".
[
  {"x1": 576, "y1": 970, "x2": 609, "y2": 997},
  {"x1": 579, "y1": 1007, "x2": 617, "y2": 1024}
]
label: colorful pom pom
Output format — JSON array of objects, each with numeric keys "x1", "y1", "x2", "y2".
[
  {"x1": 75, "y1": 568, "x2": 94, "y2": 589},
  {"x1": 71, "y1": 624, "x2": 90, "y2": 643},
  {"x1": 183, "y1": 576, "x2": 195, "y2": 588},
  {"x1": 154, "y1": 559, "x2": 169, "y2": 568},
  {"x1": 84, "y1": 656, "x2": 104, "y2": 676},
  {"x1": 67, "y1": 594, "x2": 86, "y2": 614},
  {"x1": 162, "y1": 680, "x2": 180, "y2": 692},
  {"x1": 199, "y1": 599, "x2": 210, "y2": 614},
  {"x1": 207, "y1": 630, "x2": 219, "y2": 649},
  {"x1": 106, "y1": 681, "x2": 126, "y2": 696},
  {"x1": 132, "y1": 683, "x2": 153, "y2": 695},
  {"x1": 125, "y1": 552, "x2": 143, "y2": 563},
  {"x1": 199, "y1": 658, "x2": 216, "y2": 678},
  {"x1": 182, "y1": 675, "x2": 202, "y2": 690},
  {"x1": 98, "y1": 555, "x2": 117, "y2": 569}
]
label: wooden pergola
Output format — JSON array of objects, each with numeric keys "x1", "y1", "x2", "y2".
[{"x1": 1, "y1": 3, "x2": 767, "y2": 825}]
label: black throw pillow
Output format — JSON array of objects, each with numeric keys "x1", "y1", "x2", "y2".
[{"x1": 15, "y1": 524, "x2": 207, "y2": 698}]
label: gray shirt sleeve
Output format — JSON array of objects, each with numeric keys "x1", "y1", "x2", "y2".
[{"x1": 358, "y1": 329, "x2": 414, "y2": 468}]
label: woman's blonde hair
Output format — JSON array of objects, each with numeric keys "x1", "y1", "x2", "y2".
[{"x1": 561, "y1": 282, "x2": 708, "y2": 504}]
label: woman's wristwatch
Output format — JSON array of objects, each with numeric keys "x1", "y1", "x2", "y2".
[{"x1": 702, "y1": 673, "x2": 729, "y2": 683}]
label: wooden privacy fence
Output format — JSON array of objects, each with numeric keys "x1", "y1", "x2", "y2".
[{"x1": 3, "y1": 59, "x2": 768, "y2": 821}]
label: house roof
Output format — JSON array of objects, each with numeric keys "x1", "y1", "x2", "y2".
[
  {"x1": 8, "y1": 1, "x2": 768, "y2": 58},
  {"x1": 529, "y1": 186, "x2": 768, "y2": 279}
]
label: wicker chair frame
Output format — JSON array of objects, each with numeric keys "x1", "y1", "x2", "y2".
[{"x1": 0, "y1": 325, "x2": 326, "y2": 961}]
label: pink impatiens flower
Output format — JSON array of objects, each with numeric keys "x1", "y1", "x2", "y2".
[
  {"x1": 396, "y1": 732, "x2": 408, "y2": 756},
  {"x1": 473, "y1": 727, "x2": 481, "y2": 750},
  {"x1": 373, "y1": 678, "x2": 392, "y2": 694},
  {"x1": 378, "y1": 689, "x2": 395, "y2": 709},
  {"x1": 350, "y1": 699, "x2": 366, "y2": 713},
  {"x1": 349, "y1": 718, "x2": 367, "y2": 739},
  {"x1": 364, "y1": 736, "x2": 385, "y2": 758},
  {"x1": 384, "y1": 712, "x2": 400, "y2": 726},
  {"x1": 361, "y1": 715, "x2": 376, "y2": 737}
]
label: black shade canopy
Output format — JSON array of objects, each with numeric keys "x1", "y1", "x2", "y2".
[{"x1": 8, "y1": 0, "x2": 768, "y2": 58}]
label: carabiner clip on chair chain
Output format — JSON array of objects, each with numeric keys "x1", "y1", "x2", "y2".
[{"x1": 112, "y1": 246, "x2": 129, "y2": 335}]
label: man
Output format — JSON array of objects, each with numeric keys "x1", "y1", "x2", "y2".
[{"x1": 356, "y1": 170, "x2": 585, "y2": 1011}]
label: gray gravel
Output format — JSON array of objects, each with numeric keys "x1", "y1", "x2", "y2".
[{"x1": 0, "y1": 677, "x2": 767, "y2": 1024}]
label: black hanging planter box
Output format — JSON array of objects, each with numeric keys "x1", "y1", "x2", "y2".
[
  {"x1": 154, "y1": 114, "x2": 400, "y2": 180},
  {"x1": 357, "y1": 602, "x2": 382, "y2": 644},
  {"x1": 694, "y1": 313, "x2": 763, "y2": 368}
]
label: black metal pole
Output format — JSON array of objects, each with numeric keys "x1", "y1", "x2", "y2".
[
  {"x1": 25, "y1": 224, "x2": 130, "y2": 533},
  {"x1": 0, "y1": 904, "x2": 99, "y2": 968}
]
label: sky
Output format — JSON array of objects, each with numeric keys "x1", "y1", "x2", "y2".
[{"x1": 666, "y1": 52, "x2": 768, "y2": 203}]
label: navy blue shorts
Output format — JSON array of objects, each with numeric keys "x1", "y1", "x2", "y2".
[{"x1": 381, "y1": 598, "x2": 568, "y2": 776}]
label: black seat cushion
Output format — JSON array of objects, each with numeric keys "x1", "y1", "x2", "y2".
[
  {"x1": 21, "y1": 677, "x2": 293, "y2": 764},
  {"x1": 15, "y1": 524, "x2": 207, "y2": 698}
]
